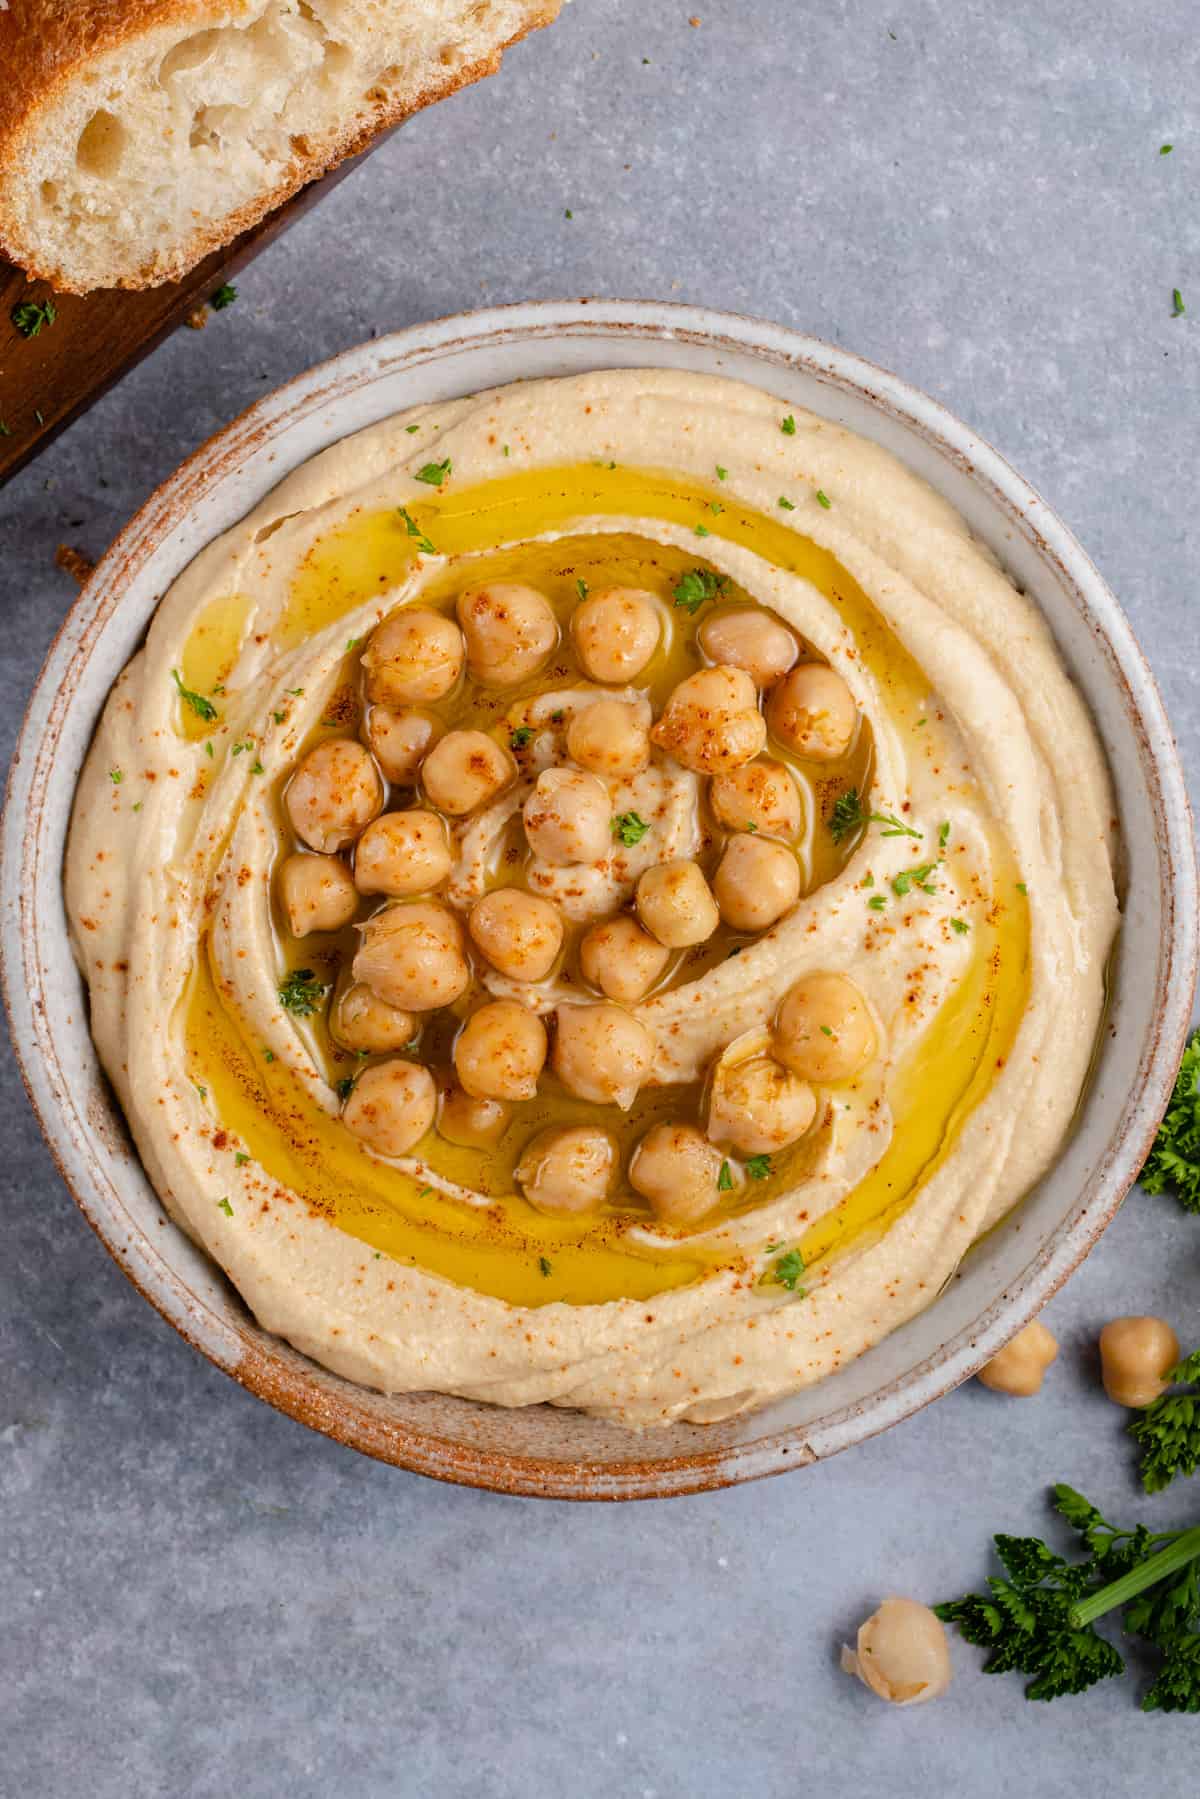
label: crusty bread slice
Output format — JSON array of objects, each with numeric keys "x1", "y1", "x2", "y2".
[{"x1": 0, "y1": 0, "x2": 561, "y2": 293}]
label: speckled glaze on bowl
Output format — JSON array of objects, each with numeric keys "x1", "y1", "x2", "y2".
[{"x1": 3, "y1": 301, "x2": 1195, "y2": 1499}]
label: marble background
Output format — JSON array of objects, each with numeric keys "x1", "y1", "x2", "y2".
[{"x1": 2, "y1": 2, "x2": 1198, "y2": 1793}]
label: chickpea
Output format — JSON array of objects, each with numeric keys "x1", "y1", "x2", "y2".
[
  {"x1": 977, "y1": 1320, "x2": 1060, "y2": 1397},
  {"x1": 454, "y1": 1000, "x2": 547, "y2": 1101},
  {"x1": 580, "y1": 914, "x2": 670, "y2": 1003},
  {"x1": 841, "y1": 1599, "x2": 952, "y2": 1707},
  {"x1": 342, "y1": 1059, "x2": 436, "y2": 1158},
  {"x1": 285, "y1": 739, "x2": 383, "y2": 853},
  {"x1": 437, "y1": 1081, "x2": 511, "y2": 1148},
  {"x1": 710, "y1": 759, "x2": 802, "y2": 841},
  {"x1": 330, "y1": 982, "x2": 417, "y2": 1054},
  {"x1": 713, "y1": 835, "x2": 801, "y2": 932},
  {"x1": 566, "y1": 700, "x2": 651, "y2": 780},
  {"x1": 364, "y1": 706, "x2": 443, "y2": 785},
  {"x1": 354, "y1": 809, "x2": 451, "y2": 897},
  {"x1": 523, "y1": 767, "x2": 613, "y2": 866},
  {"x1": 516, "y1": 1125, "x2": 618, "y2": 1216},
  {"x1": 699, "y1": 606, "x2": 798, "y2": 688},
  {"x1": 422, "y1": 730, "x2": 516, "y2": 816},
  {"x1": 636, "y1": 860, "x2": 720, "y2": 949},
  {"x1": 278, "y1": 852, "x2": 358, "y2": 937},
  {"x1": 352, "y1": 900, "x2": 470, "y2": 1012},
  {"x1": 651, "y1": 665, "x2": 766, "y2": 775},
  {"x1": 457, "y1": 581, "x2": 558, "y2": 687},
  {"x1": 629, "y1": 1123, "x2": 725, "y2": 1226},
  {"x1": 766, "y1": 664, "x2": 858, "y2": 761},
  {"x1": 571, "y1": 586, "x2": 660, "y2": 683},
  {"x1": 707, "y1": 1054, "x2": 816, "y2": 1155},
  {"x1": 552, "y1": 1002, "x2": 654, "y2": 1108},
  {"x1": 468, "y1": 888, "x2": 564, "y2": 981},
  {"x1": 1099, "y1": 1316, "x2": 1181, "y2": 1408},
  {"x1": 774, "y1": 971, "x2": 876, "y2": 1082},
  {"x1": 362, "y1": 608, "x2": 464, "y2": 707}
]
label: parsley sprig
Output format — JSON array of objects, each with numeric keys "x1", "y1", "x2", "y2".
[
  {"x1": 611, "y1": 811, "x2": 650, "y2": 847},
  {"x1": 765, "y1": 1247, "x2": 806, "y2": 1293},
  {"x1": 672, "y1": 568, "x2": 729, "y2": 615},
  {"x1": 937, "y1": 1484, "x2": 1200, "y2": 1710},
  {"x1": 1131, "y1": 1347, "x2": 1200, "y2": 1492},
  {"x1": 278, "y1": 968, "x2": 326, "y2": 1017},
  {"x1": 415, "y1": 458, "x2": 452, "y2": 487},
  {"x1": 398, "y1": 506, "x2": 438, "y2": 555},
  {"x1": 828, "y1": 787, "x2": 922, "y2": 845},
  {"x1": 171, "y1": 669, "x2": 218, "y2": 722},
  {"x1": 1141, "y1": 1028, "x2": 1200, "y2": 1212},
  {"x1": 11, "y1": 298, "x2": 57, "y2": 338}
]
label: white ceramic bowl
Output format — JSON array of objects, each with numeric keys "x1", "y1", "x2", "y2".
[{"x1": 3, "y1": 300, "x2": 1195, "y2": 1498}]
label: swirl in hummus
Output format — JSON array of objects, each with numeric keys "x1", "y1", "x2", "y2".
[{"x1": 65, "y1": 370, "x2": 1119, "y2": 1427}]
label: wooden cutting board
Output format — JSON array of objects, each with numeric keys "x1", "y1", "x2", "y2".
[{"x1": 0, "y1": 134, "x2": 392, "y2": 489}]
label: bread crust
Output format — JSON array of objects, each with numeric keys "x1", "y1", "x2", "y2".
[{"x1": 0, "y1": 0, "x2": 562, "y2": 291}]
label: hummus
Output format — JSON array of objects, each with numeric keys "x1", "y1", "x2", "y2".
[{"x1": 65, "y1": 370, "x2": 1119, "y2": 1427}]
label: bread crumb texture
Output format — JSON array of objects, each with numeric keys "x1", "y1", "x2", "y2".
[{"x1": 0, "y1": 0, "x2": 562, "y2": 292}]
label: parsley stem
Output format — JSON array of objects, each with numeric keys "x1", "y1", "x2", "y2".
[{"x1": 1068, "y1": 1527, "x2": 1200, "y2": 1629}]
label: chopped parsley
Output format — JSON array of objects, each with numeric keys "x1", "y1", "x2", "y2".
[
  {"x1": 715, "y1": 464, "x2": 728, "y2": 481},
  {"x1": 286, "y1": 687, "x2": 304, "y2": 697},
  {"x1": 780, "y1": 414, "x2": 797, "y2": 435},
  {"x1": 892, "y1": 861, "x2": 939, "y2": 897},
  {"x1": 234, "y1": 1151, "x2": 250, "y2": 1166},
  {"x1": 777, "y1": 495, "x2": 796, "y2": 511},
  {"x1": 398, "y1": 506, "x2": 438, "y2": 554},
  {"x1": 612, "y1": 810, "x2": 650, "y2": 847},
  {"x1": 346, "y1": 636, "x2": 360, "y2": 651},
  {"x1": 564, "y1": 208, "x2": 573, "y2": 219},
  {"x1": 816, "y1": 489, "x2": 832, "y2": 509},
  {"x1": 405, "y1": 423, "x2": 421, "y2": 434},
  {"x1": 415, "y1": 458, "x2": 452, "y2": 487},
  {"x1": 1173, "y1": 288, "x2": 1186, "y2": 317},
  {"x1": 502, "y1": 444, "x2": 510, "y2": 456},
  {"x1": 828, "y1": 787, "x2": 922, "y2": 844},
  {"x1": 695, "y1": 523, "x2": 712, "y2": 537},
  {"x1": 109, "y1": 768, "x2": 123, "y2": 785},
  {"x1": 272, "y1": 710, "x2": 285, "y2": 725},
  {"x1": 767, "y1": 1248, "x2": 806, "y2": 1293},
  {"x1": 939, "y1": 820, "x2": 950, "y2": 847},
  {"x1": 217, "y1": 1197, "x2": 234, "y2": 1216},
  {"x1": 210, "y1": 284, "x2": 238, "y2": 310},
  {"x1": 576, "y1": 577, "x2": 589, "y2": 600},
  {"x1": 1141, "y1": 1028, "x2": 1200, "y2": 1214},
  {"x1": 510, "y1": 726, "x2": 534, "y2": 750},
  {"x1": 171, "y1": 669, "x2": 218, "y2": 722},
  {"x1": 231, "y1": 739, "x2": 253, "y2": 755},
  {"x1": 1161, "y1": 143, "x2": 1174, "y2": 154},
  {"x1": 263, "y1": 1048, "x2": 276, "y2": 1063},
  {"x1": 745, "y1": 1154, "x2": 772, "y2": 1181},
  {"x1": 709, "y1": 500, "x2": 724, "y2": 514},
  {"x1": 717, "y1": 1160, "x2": 734, "y2": 1192},
  {"x1": 538, "y1": 1256, "x2": 553, "y2": 1277},
  {"x1": 867, "y1": 894, "x2": 887, "y2": 911},
  {"x1": 1017, "y1": 881, "x2": 1029, "y2": 896},
  {"x1": 131, "y1": 801, "x2": 143, "y2": 812},
  {"x1": 950, "y1": 917, "x2": 970, "y2": 934},
  {"x1": 204, "y1": 741, "x2": 214, "y2": 758},
  {"x1": 335, "y1": 1075, "x2": 355, "y2": 1101},
  {"x1": 819, "y1": 1024, "x2": 834, "y2": 1037},
  {"x1": 278, "y1": 968, "x2": 326, "y2": 1017},
  {"x1": 11, "y1": 297, "x2": 57, "y2": 338},
  {"x1": 418, "y1": 1185, "x2": 433, "y2": 1199},
  {"x1": 672, "y1": 567, "x2": 729, "y2": 614}
]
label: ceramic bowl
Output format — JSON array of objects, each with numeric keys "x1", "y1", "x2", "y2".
[{"x1": 3, "y1": 300, "x2": 1195, "y2": 1498}]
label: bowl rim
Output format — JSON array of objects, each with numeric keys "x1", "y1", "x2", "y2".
[{"x1": 4, "y1": 297, "x2": 1196, "y2": 1500}]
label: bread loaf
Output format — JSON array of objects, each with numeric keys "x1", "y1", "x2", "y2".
[{"x1": 0, "y1": 0, "x2": 561, "y2": 293}]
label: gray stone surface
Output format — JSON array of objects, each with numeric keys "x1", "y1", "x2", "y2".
[{"x1": 2, "y1": 1, "x2": 1199, "y2": 1792}]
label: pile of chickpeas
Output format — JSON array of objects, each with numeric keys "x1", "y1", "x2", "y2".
[{"x1": 275, "y1": 574, "x2": 876, "y2": 1228}]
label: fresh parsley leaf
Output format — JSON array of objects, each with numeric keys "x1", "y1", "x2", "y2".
[
  {"x1": 1017, "y1": 881, "x2": 1029, "y2": 895},
  {"x1": 780, "y1": 414, "x2": 797, "y2": 435},
  {"x1": 745, "y1": 1154, "x2": 772, "y2": 1180},
  {"x1": 398, "y1": 506, "x2": 438, "y2": 554},
  {"x1": 951, "y1": 917, "x2": 970, "y2": 934},
  {"x1": 939, "y1": 820, "x2": 950, "y2": 847},
  {"x1": 234, "y1": 1152, "x2": 250, "y2": 1167},
  {"x1": 777, "y1": 495, "x2": 796, "y2": 511},
  {"x1": 612, "y1": 810, "x2": 650, "y2": 847},
  {"x1": 768, "y1": 1248, "x2": 806, "y2": 1293},
  {"x1": 171, "y1": 669, "x2": 218, "y2": 722},
  {"x1": 11, "y1": 298, "x2": 57, "y2": 338},
  {"x1": 538, "y1": 1256, "x2": 553, "y2": 1277},
  {"x1": 1173, "y1": 288, "x2": 1187, "y2": 317},
  {"x1": 210, "y1": 284, "x2": 237, "y2": 310},
  {"x1": 828, "y1": 787, "x2": 922, "y2": 845},
  {"x1": 109, "y1": 768, "x2": 123, "y2": 785},
  {"x1": 415, "y1": 458, "x2": 451, "y2": 488},
  {"x1": 816, "y1": 489, "x2": 832, "y2": 509},
  {"x1": 1161, "y1": 143, "x2": 1174, "y2": 155},
  {"x1": 217, "y1": 1197, "x2": 234, "y2": 1217},
  {"x1": 405, "y1": 424, "x2": 421, "y2": 434},
  {"x1": 1130, "y1": 1346, "x2": 1200, "y2": 1490},
  {"x1": 892, "y1": 862, "x2": 938, "y2": 897},
  {"x1": 1141, "y1": 1029, "x2": 1200, "y2": 1213},
  {"x1": 715, "y1": 464, "x2": 728, "y2": 481},
  {"x1": 717, "y1": 1160, "x2": 734, "y2": 1192},
  {"x1": 709, "y1": 500, "x2": 724, "y2": 514},
  {"x1": 695, "y1": 523, "x2": 712, "y2": 537},
  {"x1": 576, "y1": 577, "x2": 589, "y2": 600},
  {"x1": 867, "y1": 894, "x2": 887, "y2": 911},
  {"x1": 510, "y1": 726, "x2": 534, "y2": 750},
  {"x1": 278, "y1": 968, "x2": 326, "y2": 1017},
  {"x1": 672, "y1": 568, "x2": 728, "y2": 614}
]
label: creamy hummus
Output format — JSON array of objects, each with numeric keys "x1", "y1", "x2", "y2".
[{"x1": 65, "y1": 369, "x2": 1119, "y2": 1427}]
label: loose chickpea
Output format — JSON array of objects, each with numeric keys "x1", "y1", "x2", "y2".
[
  {"x1": 707, "y1": 1053, "x2": 816, "y2": 1156},
  {"x1": 629, "y1": 1123, "x2": 726, "y2": 1225},
  {"x1": 456, "y1": 582, "x2": 558, "y2": 687},
  {"x1": 330, "y1": 982, "x2": 417, "y2": 1054},
  {"x1": 278, "y1": 852, "x2": 359, "y2": 937},
  {"x1": 579, "y1": 914, "x2": 670, "y2": 1003},
  {"x1": 1099, "y1": 1316, "x2": 1181, "y2": 1408},
  {"x1": 710, "y1": 759, "x2": 802, "y2": 841},
  {"x1": 364, "y1": 706, "x2": 443, "y2": 784},
  {"x1": 773, "y1": 971, "x2": 876, "y2": 1082},
  {"x1": 523, "y1": 767, "x2": 613, "y2": 865},
  {"x1": 342, "y1": 1059, "x2": 436, "y2": 1158},
  {"x1": 285, "y1": 739, "x2": 383, "y2": 853},
  {"x1": 566, "y1": 700, "x2": 651, "y2": 780},
  {"x1": 699, "y1": 606, "x2": 798, "y2": 688},
  {"x1": 422, "y1": 729, "x2": 516, "y2": 816},
  {"x1": 977, "y1": 1320, "x2": 1060, "y2": 1397},
  {"x1": 454, "y1": 999, "x2": 548, "y2": 1101},
  {"x1": 552, "y1": 1002, "x2": 654, "y2": 1109},
  {"x1": 436, "y1": 1081, "x2": 511, "y2": 1148},
  {"x1": 841, "y1": 1599, "x2": 952, "y2": 1707},
  {"x1": 468, "y1": 888, "x2": 564, "y2": 981},
  {"x1": 766, "y1": 664, "x2": 858, "y2": 761},
  {"x1": 636, "y1": 860, "x2": 720, "y2": 949},
  {"x1": 352, "y1": 900, "x2": 470, "y2": 1012},
  {"x1": 713, "y1": 835, "x2": 801, "y2": 932},
  {"x1": 362, "y1": 608, "x2": 464, "y2": 707},
  {"x1": 651, "y1": 665, "x2": 766, "y2": 775},
  {"x1": 516, "y1": 1125, "x2": 619, "y2": 1216},
  {"x1": 354, "y1": 809, "x2": 451, "y2": 897},
  {"x1": 571, "y1": 586, "x2": 660, "y2": 682}
]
